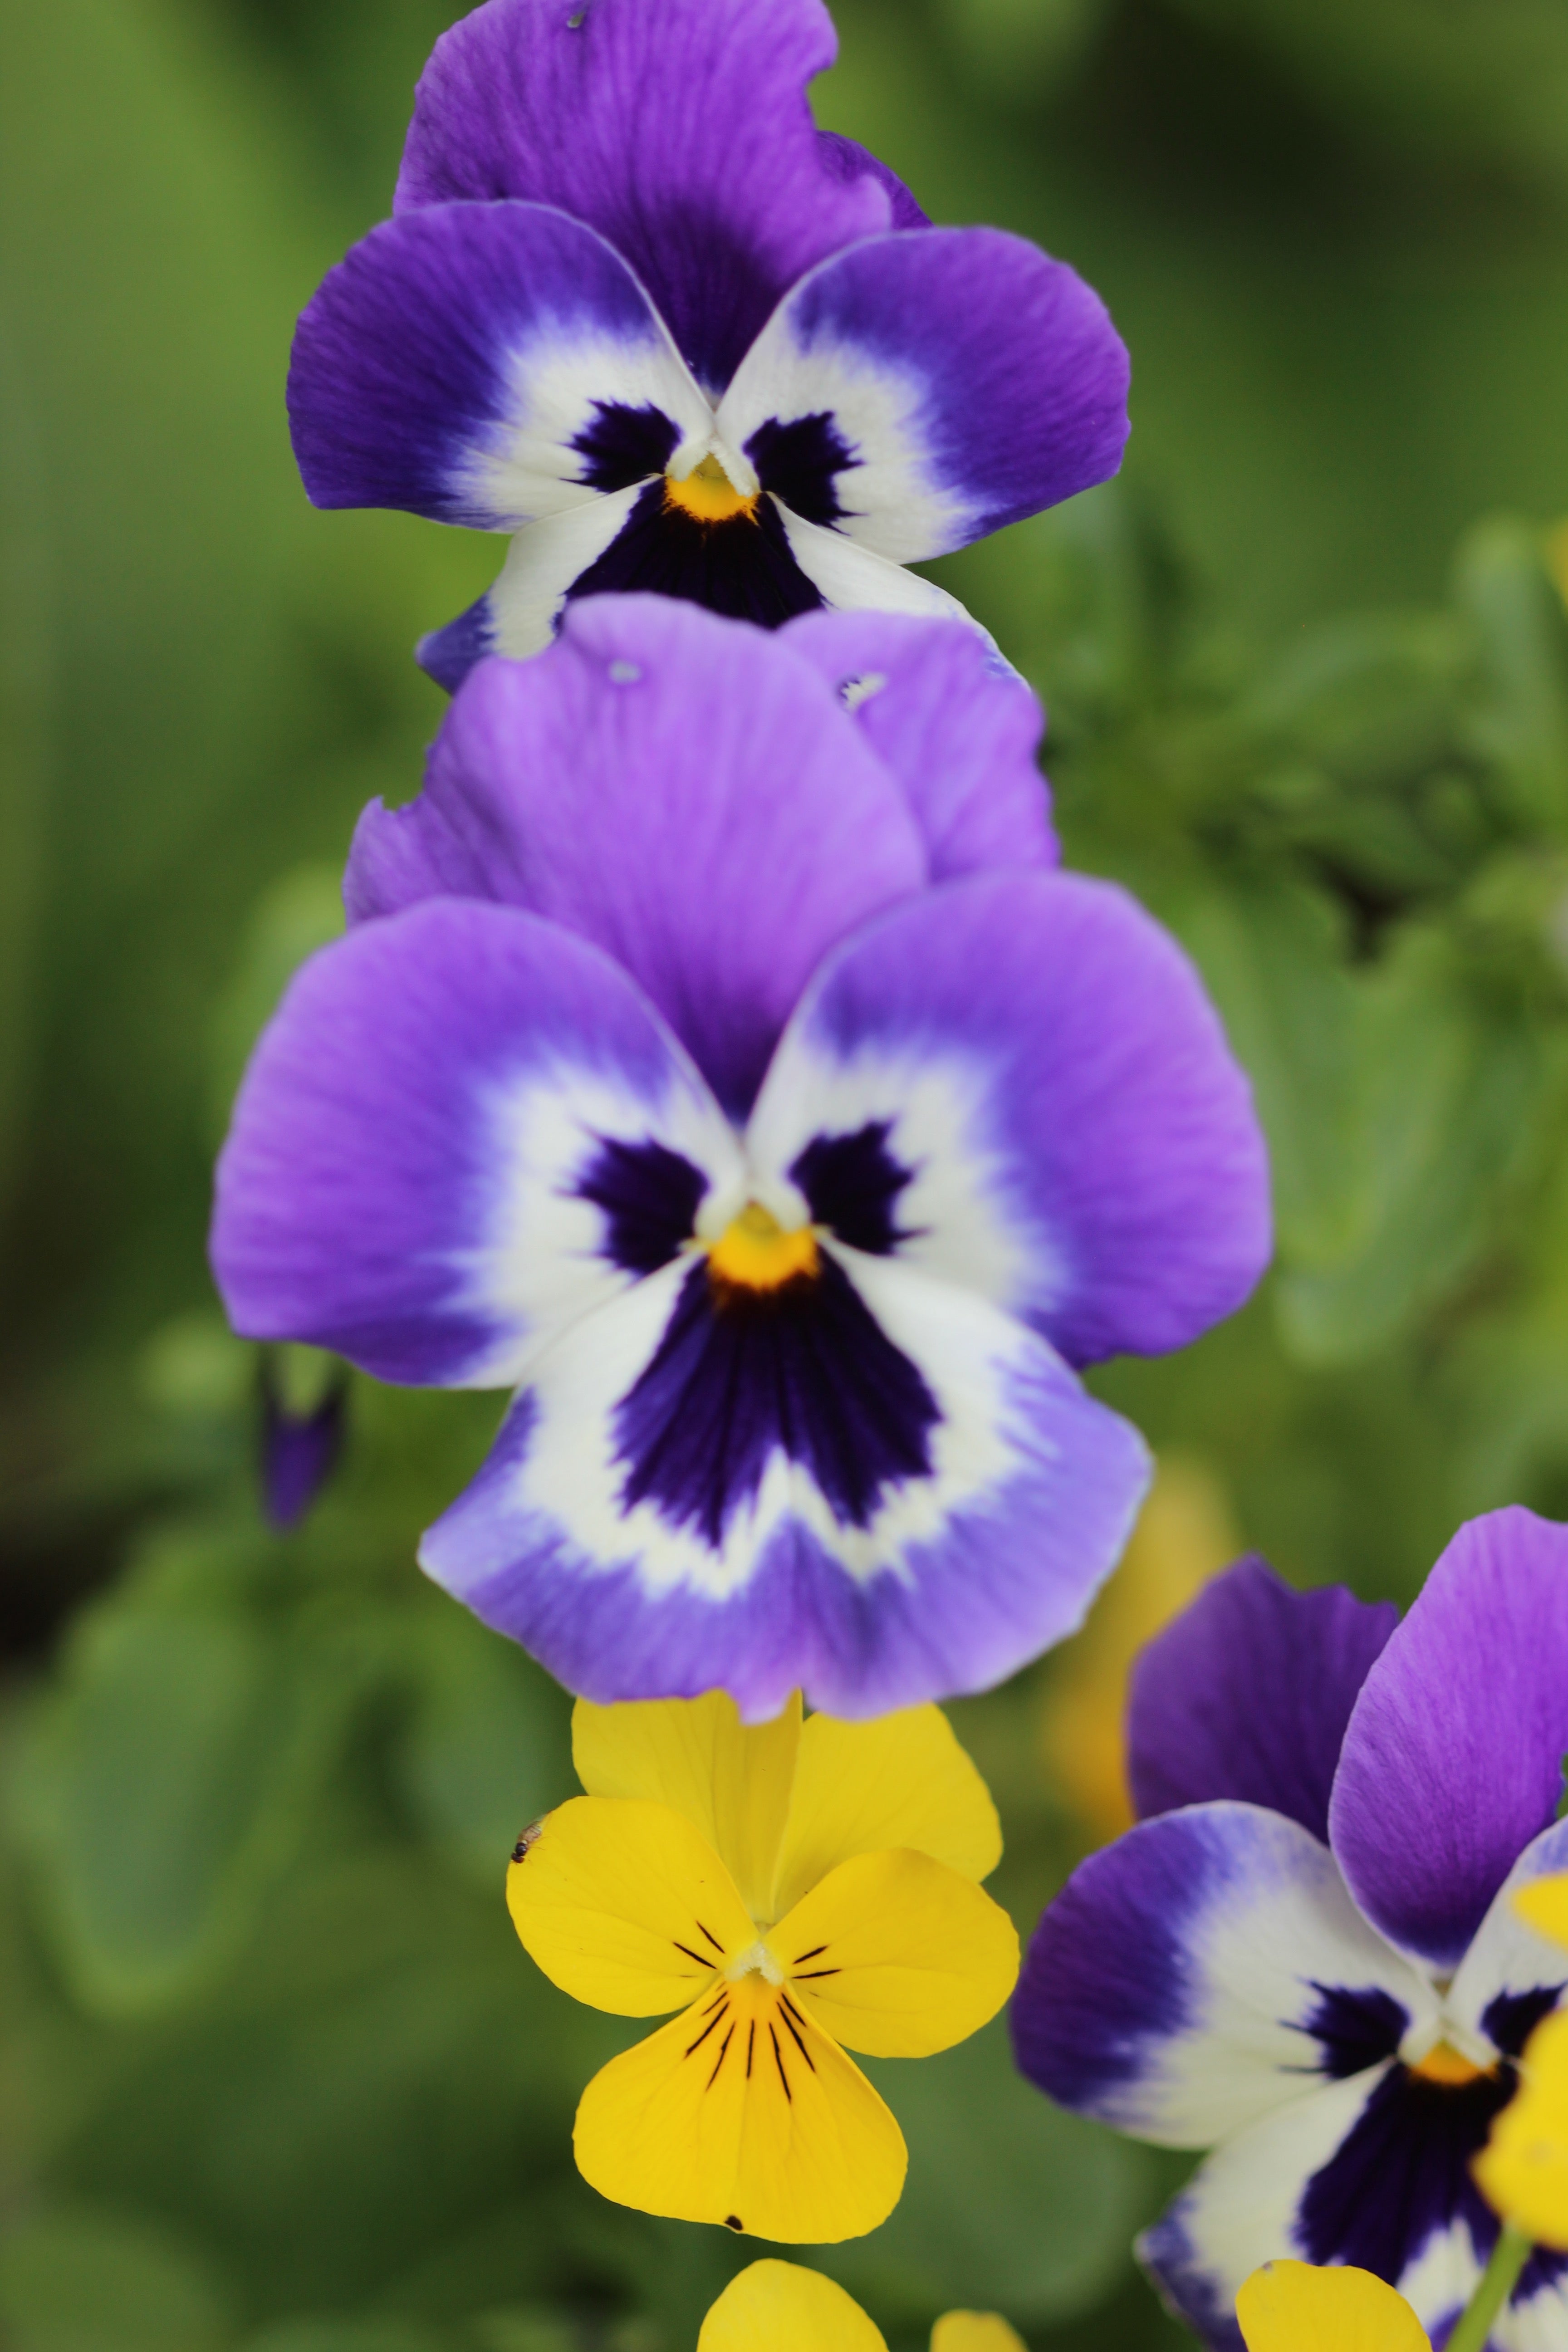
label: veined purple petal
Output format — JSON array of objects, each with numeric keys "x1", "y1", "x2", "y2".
[
  {"x1": 1329, "y1": 1508, "x2": 1568, "y2": 1971},
  {"x1": 1127, "y1": 1559, "x2": 1398, "y2": 1841},
  {"x1": 420, "y1": 1254, "x2": 1149, "y2": 1717},
  {"x1": 745, "y1": 872, "x2": 1271, "y2": 1369},
  {"x1": 1012, "y1": 1800, "x2": 1432, "y2": 2147},
  {"x1": 211, "y1": 900, "x2": 740, "y2": 1387},
  {"x1": 716, "y1": 228, "x2": 1130, "y2": 564},
  {"x1": 288, "y1": 202, "x2": 710, "y2": 525},
  {"x1": 783, "y1": 609, "x2": 1057, "y2": 877},
  {"x1": 347, "y1": 598, "x2": 928, "y2": 1115},
  {"x1": 394, "y1": 0, "x2": 895, "y2": 395},
  {"x1": 815, "y1": 132, "x2": 930, "y2": 231}
]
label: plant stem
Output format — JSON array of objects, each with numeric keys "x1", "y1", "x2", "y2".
[{"x1": 1447, "y1": 2225, "x2": 1533, "y2": 2352}]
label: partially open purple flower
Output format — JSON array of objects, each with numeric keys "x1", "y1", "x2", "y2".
[
  {"x1": 1013, "y1": 1514, "x2": 1568, "y2": 2352},
  {"x1": 210, "y1": 598, "x2": 1267, "y2": 1719},
  {"x1": 286, "y1": 0, "x2": 1130, "y2": 689}
]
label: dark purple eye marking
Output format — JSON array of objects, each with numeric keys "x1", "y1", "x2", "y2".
[
  {"x1": 572, "y1": 399, "x2": 681, "y2": 493},
  {"x1": 1298, "y1": 1984, "x2": 1408, "y2": 2081},
  {"x1": 563, "y1": 479, "x2": 824, "y2": 627},
  {"x1": 745, "y1": 412, "x2": 859, "y2": 527},
  {"x1": 573, "y1": 1135, "x2": 707, "y2": 1276},
  {"x1": 612, "y1": 1253, "x2": 939, "y2": 1546},
  {"x1": 791, "y1": 1122, "x2": 920, "y2": 1257}
]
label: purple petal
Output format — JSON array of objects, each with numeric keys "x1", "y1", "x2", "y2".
[
  {"x1": 815, "y1": 132, "x2": 930, "y2": 230},
  {"x1": 717, "y1": 228, "x2": 1130, "y2": 563},
  {"x1": 346, "y1": 598, "x2": 928, "y2": 1115},
  {"x1": 1127, "y1": 1559, "x2": 1398, "y2": 1842},
  {"x1": 260, "y1": 1359, "x2": 350, "y2": 1531},
  {"x1": 1329, "y1": 1508, "x2": 1568, "y2": 1970},
  {"x1": 746, "y1": 872, "x2": 1272, "y2": 1368},
  {"x1": 420, "y1": 1260, "x2": 1150, "y2": 1717},
  {"x1": 211, "y1": 899, "x2": 738, "y2": 1385},
  {"x1": 782, "y1": 609, "x2": 1057, "y2": 878},
  {"x1": 1012, "y1": 1801, "x2": 1431, "y2": 2146},
  {"x1": 393, "y1": 0, "x2": 895, "y2": 394},
  {"x1": 1447, "y1": 1815, "x2": 1568, "y2": 2056},
  {"x1": 288, "y1": 201, "x2": 708, "y2": 524}
]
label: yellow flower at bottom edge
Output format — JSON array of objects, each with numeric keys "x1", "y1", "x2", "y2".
[
  {"x1": 507, "y1": 1689, "x2": 1019, "y2": 2244},
  {"x1": 697, "y1": 2259, "x2": 1026, "y2": 2352},
  {"x1": 1475, "y1": 2008, "x2": 1568, "y2": 2249},
  {"x1": 1236, "y1": 2260, "x2": 1430, "y2": 2352}
]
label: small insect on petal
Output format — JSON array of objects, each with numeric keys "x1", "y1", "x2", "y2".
[{"x1": 511, "y1": 1819, "x2": 545, "y2": 1863}]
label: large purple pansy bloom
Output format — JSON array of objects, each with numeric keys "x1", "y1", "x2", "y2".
[
  {"x1": 210, "y1": 598, "x2": 1267, "y2": 1719},
  {"x1": 286, "y1": 0, "x2": 1130, "y2": 690},
  {"x1": 1013, "y1": 1517, "x2": 1568, "y2": 2352}
]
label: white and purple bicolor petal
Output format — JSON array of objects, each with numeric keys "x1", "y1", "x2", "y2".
[
  {"x1": 1013, "y1": 1512, "x2": 1568, "y2": 2351},
  {"x1": 211, "y1": 612, "x2": 1268, "y2": 1716},
  {"x1": 285, "y1": 0, "x2": 1130, "y2": 683}
]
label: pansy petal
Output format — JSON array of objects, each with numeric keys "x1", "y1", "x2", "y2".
[
  {"x1": 289, "y1": 202, "x2": 711, "y2": 528},
  {"x1": 931, "y1": 2321, "x2": 1028, "y2": 2352},
  {"x1": 768, "y1": 1705, "x2": 1001, "y2": 1924},
  {"x1": 573, "y1": 1976, "x2": 906, "y2": 2241},
  {"x1": 698, "y1": 2260, "x2": 887, "y2": 2352},
  {"x1": 1127, "y1": 1560, "x2": 1398, "y2": 1841},
  {"x1": 571, "y1": 1689, "x2": 802, "y2": 1924},
  {"x1": 1329, "y1": 1508, "x2": 1568, "y2": 1972},
  {"x1": 419, "y1": 1252, "x2": 1149, "y2": 1719},
  {"x1": 716, "y1": 229, "x2": 1129, "y2": 564},
  {"x1": 775, "y1": 512, "x2": 999, "y2": 635},
  {"x1": 394, "y1": 0, "x2": 895, "y2": 394},
  {"x1": 1444, "y1": 1817, "x2": 1568, "y2": 2056},
  {"x1": 745, "y1": 872, "x2": 1270, "y2": 1367},
  {"x1": 211, "y1": 900, "x2": 740, "y2": 1386},
  {"x1": 507, "y1": 1794, "x2": 753, "y2": 2014},
  {"x1": 816, "y1": 133, "x2": 930, "y2": 231},
  {"x1": 783, "y1": 609, "x2": 1056, "y2": 878},
  {"x1": 776, "y1": 1847, "x2": 1019, "y2": 2058},
  {"x1": 1235, "y1": 2261, "x2": 1431, "y2": 2352},
  {"x1": 1012, "y1": 1802, "x2": 1435, "y2": 2147},
  {"x1": 348, "y1": 597, "x2": 928, "y2": 1113}
]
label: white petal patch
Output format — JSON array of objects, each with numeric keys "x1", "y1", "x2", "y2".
[
  {"x1": 743, "y1": 1023, "x2": 1057, "y2": 1323},
  {"x1": 718, "y1": 322, "x2": 971, "y2": 564},
  {"x1": 447, "y1": 1052, "x2": 743, "y2": 1389},
  {"x1": 776, "y1": 507, "x2": 995, "y2": 629},
  {"x1": 1446, "y1": 1817, "x2": 1568, "y2": 2049},
  {"x1": 482, "y1": 487, "x2": 651, "y2": 662},
  {"x1": 458, "y1": 318, "x2": 713, "y2": 526},
  {"x1": 471, "y1": 1250, "x2": 1067, "y2": 1602}
]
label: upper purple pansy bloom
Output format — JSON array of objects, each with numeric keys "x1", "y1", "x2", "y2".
[
  {"x1": 1013, "y1": 1518, "x2": 1568, "y2": 2352},
  {"x1": 285, "y1": 0, "x2": 1131, "y2": 689},
  {"x1": 209, "y1": 597, "x2": 1267, "y2": 1720}
]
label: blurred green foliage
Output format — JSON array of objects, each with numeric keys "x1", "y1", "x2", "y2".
[{"x1": 3, "y1": 0, "x2": 1568, "y2": 2345}]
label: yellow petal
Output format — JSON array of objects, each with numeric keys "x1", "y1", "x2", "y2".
[
  {"x1": 776, "y1": 1848, "x2": 1019, "y2": 2058},
  {"x1": 507, "y1": 1796, "x2": 754, "y2": 2016},
  {"x1": 931, "y1": 2317, "x2": 1028, "y2": 2352},
  {"x1": 573, "y1": 1690, "x2": 801, "y2": 1921},
  {"x1": 1235, "y1": 2261, "x2": 1431, "y2": 2352},
  {"x1": 1515, "y1": 1874, "x2": 1568, "y2": 1953},
  {"x1": 573, "y1": 1972, "x2": 906, "y2": 2243},
  {"x1": 769, "y1": 1706, "x2": 1000, "y2": 1921},
  {"x1": 698, "y1": 2261, "x2": 887, "y2": 2352},
  {"x1": 1475, "y1": 2010, "x2": 1568, "y2": 2248}
]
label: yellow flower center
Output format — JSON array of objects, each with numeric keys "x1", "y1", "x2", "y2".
[
  {"x1": 664, "y1": 451, "x2": 759, "y2": 524},
  {"x1": 706, "y1": 1201, "x2": 820, "y2": 1293},
  {"x1": 1411, "y1": 2039, "x2": 1493, "y2": 2086}
]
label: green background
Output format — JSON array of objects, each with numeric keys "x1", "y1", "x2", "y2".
[{"x1": 3, "y1": 0, "x2": 1568, "y2": 2343}]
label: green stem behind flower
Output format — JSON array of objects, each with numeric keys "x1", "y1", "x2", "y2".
[{"x1": 1447, "y1": 2224, "x2": 1533, "y2": 2352}]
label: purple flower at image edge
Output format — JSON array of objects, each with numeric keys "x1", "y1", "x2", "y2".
[
  {"x1": 209, "y1": 598, "x2": 1269, "y2": 1719},
  {"x1": 285, "y1": 0, "x2": 1131, "y2": 687},
  {"x1": 1012, "y1": 1512, "x2": 1568, "y2": 2352}
]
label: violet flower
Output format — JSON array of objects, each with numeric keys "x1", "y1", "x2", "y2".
[
  {"x1": 1013, "y1": 1515, "x2": 1568, "y2": 2351},
  {"x1": 286, "y1": 0, "x2": 1131, "y2": 689},
  {"x1": 209, "y1": 597, "x2": 1268, "y2": 1719}
]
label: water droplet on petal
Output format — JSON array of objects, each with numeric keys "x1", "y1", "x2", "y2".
[{"x1": 608, "y1": 659, "x2": 641, "y2": 684}]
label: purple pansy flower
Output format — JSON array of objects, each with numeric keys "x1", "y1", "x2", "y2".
[
  {"x1": 1013, "y1": 1514, "x2": 1568, "y2": 2352},
  {"x1": 285, "y1": 0, "x2": 1130, "y2": 690},
  {"x1": 210, "y1": 596, "x2": 1268, "y2": 1719}
]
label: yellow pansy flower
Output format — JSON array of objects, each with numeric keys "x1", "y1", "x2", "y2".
[
  {"x1": 1236, "y1": 2259, "x2": 1430, "y2": 2352},
  {"x1": 697, "y1": 2259, "x2": 1025, "y2": 2351},
  {"x1": 507, "y1": 1690, "x2": 1020, "y2": 2244},
  {"x1": 1475, "y1": 2008, "x2": 1568, "y2": 2249}
]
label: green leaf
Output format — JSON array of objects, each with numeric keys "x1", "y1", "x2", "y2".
[
  {"x1": 0, "y1": 2207, "x2": 236, "y2": 2352},
  {"x1": 823, "y1": 2017, "x2": 1151, "y2": 2328},
  {"x1": 1455, "y1": 518, "x2": 1568, "y2": 839},
  {"x1": 242, "y1": 2327, "x2": 448, "y2": 2352}
]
